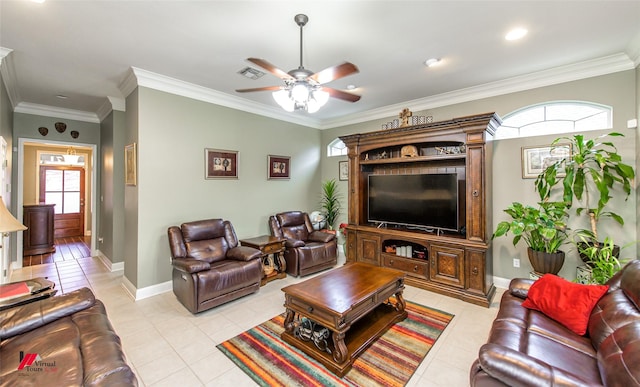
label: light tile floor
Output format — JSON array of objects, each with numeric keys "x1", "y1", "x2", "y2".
[{"x1": 10, "y1": 252, "x2": 505, "y2": 386}]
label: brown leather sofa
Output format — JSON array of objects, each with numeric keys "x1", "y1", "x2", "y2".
[
  {"x1": 168, "y1": 218, "x2": 263, "y2": 313},
  {"x1": 0, "y1": 287, "x2": 137, "y2": 386},
  {"x1": 470, "y1": 260, "x2": 640, "y2": 386},
  {"x1": 269, "y1": 211, "x2": 337, "y2": 277}
]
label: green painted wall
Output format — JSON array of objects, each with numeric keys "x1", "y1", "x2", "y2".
[
  {"x1": 130, "y1": 87, "x2": 322, "y2": 289},
  {"x1": 99, "y1": 109, "x2": 126, "y2": 264},
  {"x1": 124, "y1": 89, "x2": 139, "y2": 286},
  {"x1": 636, "y1": 65, "x2": 640, "y2": 247},
  {"x1": 0, "y1": 71, "x2": 17, "y2": 265}
]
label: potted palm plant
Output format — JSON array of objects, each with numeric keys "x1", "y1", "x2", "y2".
[
  {"x1": 535, "y1": 132, "x2": 635, "y2": 261},
  {"x1": 320, "y1": 179, "x2": 342, "y2": 231},
  {"x1": 493, "y1": 201, "x2": 569, "y2": 274}
]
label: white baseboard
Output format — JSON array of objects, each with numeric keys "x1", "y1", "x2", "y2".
[
  {"x1": 121, "y1": 276, "x2": 136, "y2": 301},
  {"x1": 95, "y1": 250, "x2": 124, "y2": 272},
  {"x1": 493, "y1": 276, "x2": 511, "y2": 289},
  {"x1": 135, "y1": 281, "x2": 172, "y2": 300},
  {"x1": 120, "y1": 275, "x2": 172, "y2": 301}
]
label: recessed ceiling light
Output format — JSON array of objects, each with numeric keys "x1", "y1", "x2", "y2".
[
  {"x1": 424, "y1": 58, "x2": 441, "y2": 67},
  {"x1": 505, "y1": 27, "x2": 528, "y2": 41},
  {"x1": 346, "y1": 84, "x2": 356, "y2": 90}
]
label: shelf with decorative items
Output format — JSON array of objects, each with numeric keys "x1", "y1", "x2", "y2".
[{"x1": 361, "y1": 141, "x2": 466, "y2": 164}]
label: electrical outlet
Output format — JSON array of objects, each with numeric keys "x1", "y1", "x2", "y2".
[{"x1": 513, "y1": 258, "x2": 520, "y2": 268}]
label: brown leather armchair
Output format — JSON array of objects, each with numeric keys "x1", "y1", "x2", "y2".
[
  {"x1": 269, "y1": 211, "x2": 338, "y2": 277},
  {"x1": 168, "y1": 219, "x2": 263, "y2": 313}
]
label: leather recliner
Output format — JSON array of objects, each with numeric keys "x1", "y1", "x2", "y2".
[
  {"x1": 0, "y1": 287, "x2": 137, "y2": 386},
  {"x1": 168, "y1": 219, "x2": 263, "y2": 313},
  {"x1": 269, "y1": 211, "x2": 338, "y2": 277}
]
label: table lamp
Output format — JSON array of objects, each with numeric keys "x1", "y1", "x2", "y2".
[{"x1": 0, "y1": 196, "x2": 27, "y2": 249}]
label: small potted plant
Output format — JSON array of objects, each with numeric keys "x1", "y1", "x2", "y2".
[
  {"x1": 320, "y1": 179, "x2": 342, "y2": 231},
  {"x1": 575, "y1": 235, "x2": 627, "y2": 285},
  {"x1": 493, "y1": 201, "x2": 569, "y2": 274},
  {"x1": 535, "y1": 132, "x2": 635, "y2": 258}
]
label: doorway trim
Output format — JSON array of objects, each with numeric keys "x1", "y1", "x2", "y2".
[{"x1": 16, "y1": 138, "x2": 97, "y2": 268}]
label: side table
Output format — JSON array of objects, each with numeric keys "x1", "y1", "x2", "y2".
[{"x1": 240, "y1": 235, "x2": 287, "y2": 286}]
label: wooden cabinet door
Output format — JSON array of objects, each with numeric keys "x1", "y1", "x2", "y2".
[
  {"x1": 357, "y1": 232, "x2": 381, "y2": 266},
  {"x1": 430, "y1": 244, "x2": 465, "y2": 288},
  {"x1": 466, "y1": 249, "x2": 487, "y2": 294},
  {"x1": 345, "y1": 229, "x2": 357, "y2": 264},
  {"x1": 23, "y1": 204, "x2": 56, "y2": 255}
]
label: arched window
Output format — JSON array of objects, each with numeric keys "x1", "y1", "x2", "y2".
[
  {"x1": 497, "y1": 101, "x2": 612, "y2": 140},
  {"x1": 327, "y1": 138, "x2": 348, "y2": 157}
]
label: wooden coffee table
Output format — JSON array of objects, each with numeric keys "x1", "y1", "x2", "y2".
[{"x1": 281, "y1": 262, "x2": 407, "y2": 376}]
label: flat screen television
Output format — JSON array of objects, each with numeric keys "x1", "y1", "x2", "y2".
[{"x1": 368, "y1": 173, "x2": 464, "y2": 233}]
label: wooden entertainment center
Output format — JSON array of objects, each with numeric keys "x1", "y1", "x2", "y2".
[{"x1": 339, "y1": 112, "x2": 501, "y2": 307}]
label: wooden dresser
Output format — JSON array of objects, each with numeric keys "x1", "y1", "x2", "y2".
[{"x1": 23, "y1": 204, "x2": 56, "y2": 256}]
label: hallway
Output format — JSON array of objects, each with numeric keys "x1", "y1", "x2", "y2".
[{"x1": 22, "y1": 235, "x2": 91, "y2": 266}]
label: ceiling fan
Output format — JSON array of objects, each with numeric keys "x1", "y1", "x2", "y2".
[{"x1": 236, "y1": 14, "x2": 360, "y2": 113}]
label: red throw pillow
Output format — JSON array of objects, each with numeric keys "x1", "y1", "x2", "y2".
[{"x1": 521, "y1": 274, "x2": 609, "y2": 335}]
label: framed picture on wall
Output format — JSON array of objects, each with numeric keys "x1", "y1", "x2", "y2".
[
  {"x1": 339, "y1": 161, "x2": 348, "y2": 181},
  {"x1": 125, "y1": 143, "x2": 137, "y2": 186},
  {"x1": 268, "y1": 155, "x2": 290, "y2": 180},
  {"x1": 521, "y1": 144, "x2": 571, "y2": 179},
  {"x1": 205, "y1": 148, "x2": 238, "y2": 179}
]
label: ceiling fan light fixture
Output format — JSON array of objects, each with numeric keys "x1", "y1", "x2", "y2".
[
  {"x1": 236, "y1": 13, "x2": 360, "y2": 113},
  {"x1": 313, "y1": 89, "x2": 330, "y2": 106},
  {"x1": 291, "y1": 82, "x2": 310, "y2": 103},
  {"x1": 306, "y1": 98, "x2": 321, "y2": 113},
  {"x1": 307, "y1": 89, "x2": 330, "y2": 113},
  {"x1": 273, "y1": 89, "x2": 295, "y2": 112}
]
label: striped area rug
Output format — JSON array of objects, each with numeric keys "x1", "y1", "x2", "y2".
[{"x1": 217, "y1": 301, "x2": 453, "y2": 387}]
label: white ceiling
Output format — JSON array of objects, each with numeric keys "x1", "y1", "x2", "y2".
[{"x1": 1, "y1": 1, "x2": 639, "y2": 129}]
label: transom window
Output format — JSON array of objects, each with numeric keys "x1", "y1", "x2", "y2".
[
  {"x1": 327, "y1": 138, "x2": 348, "y2": 157},
  {"x1": 497, "y1": 101, "x2": 612, "y2": 140}
]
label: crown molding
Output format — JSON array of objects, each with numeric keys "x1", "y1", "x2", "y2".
[
  {"x1": 626, "y1": 30, "x2": 640, "y2": 68},
  {"x1": 14, "y1": 102, "x2": 100, "y2": 123},
  {"x1": 319, "y1": 53, "x2": 636, "y2": 129},
  {"x1": 123, "y1": 67, "x2": 322, "y2": 129},
  {"x1": 108, "y1": 96, "x2": 126, "y2": 111},
  {"x1": 119, "y1": 68, "x2": 138, "y2": 98},
  {"x1": 96, "y1": 96, "x2": 126, "y2": 121},
  {"x1": 4, "y1": 52, "x2": 635, "y2": 129},
  {"x1": 0, "y1": 47, "x2": 20, "y2": 109}
]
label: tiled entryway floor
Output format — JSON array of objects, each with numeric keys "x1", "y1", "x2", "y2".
[{"x1": 10, "y1": 253, "x2": 504, "y2": 386}]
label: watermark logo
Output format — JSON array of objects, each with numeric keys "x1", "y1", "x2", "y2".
[
  {"x1": 18, "y1": 352, "x2": 41, "y2": 370},
  {"x1": 17, "y1": 351, "x2": 57, "y2": 373}
]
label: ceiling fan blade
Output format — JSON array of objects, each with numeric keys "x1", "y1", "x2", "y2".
[
  {"x1": 235, "y1": 86, "x2": 282, "y2": 93},
  {"x1": 247, "y1": 58, "x2": 294, "y2": 80},
  {"x1": 309, "y1": 62, "x2": 359, "y2": 84},
  {"x1": 324, "y1": 87, "x2": 361, "y2": 103}
]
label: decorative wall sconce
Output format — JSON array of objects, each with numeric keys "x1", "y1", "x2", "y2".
[
  {"x1": 70, "y1": 131, "x2": 79, "y2": 139},
  {"x1": 55, "y1": 122, "x2": 67, "y2": 133},
  {"x1": 38, "y1": 127, "x2": 49, "y2": 136}
]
